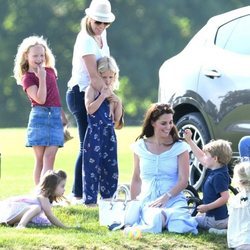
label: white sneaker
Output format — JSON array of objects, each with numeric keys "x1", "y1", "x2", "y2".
[
  {"x1": 208, "y1": 228, "x2": 227, "y2": 235},
  {"x1": 71, "y1": 198, "x2": 84, "y2": 205},
  {"x1": 66, "y1": 193, "x2": 84, "y2": 205}
]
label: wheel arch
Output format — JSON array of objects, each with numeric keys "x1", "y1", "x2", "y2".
[{"x1": 172, "y1": 103, "x2": 215, "y2": 140}]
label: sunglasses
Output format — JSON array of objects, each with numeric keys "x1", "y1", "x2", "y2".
[{"x1": 94, "y1": 21, "x2": 111, "y2": 26}]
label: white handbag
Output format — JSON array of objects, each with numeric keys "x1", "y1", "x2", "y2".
[{"x1": 98, "y1": 184, "x2": 141, "y2": 226}]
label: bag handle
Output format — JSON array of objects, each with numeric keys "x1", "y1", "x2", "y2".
[{"x1": 110, "y1": 184, "x2": 131, "y2": 208}]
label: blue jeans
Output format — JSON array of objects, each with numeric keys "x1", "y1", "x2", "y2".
[
  {"x1": 238, "y1": 136, "x2": 250, "y2": 157},
  {"x1": 66, "y1": 85, "x2": 88, "y2": 198}
]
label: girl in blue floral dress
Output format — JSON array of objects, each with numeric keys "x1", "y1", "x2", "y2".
[{"x1": 83, "y1": 56, "x2": 123, "y2": 205}]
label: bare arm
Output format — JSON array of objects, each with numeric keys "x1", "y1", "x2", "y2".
[
  {"x1": 184, "y1": 129, "x2": 206, "y2": 165},
  {"x1": 130, "y1": 153, "x2": 142, "y2": 200},
  {"x1": 38, "y1": 196, "x2": 67, "y2": 228},
  {"x1": 169, "y1": 150, "x2": 189, "y2": 195},
  {"x1": 197, "y1": 190, "x2": 229, "y2": 213},
  {"x1": 85, "y1": 86, "x2": 111, "y2": 115},
  {"x1": 83, "y1": 55, "x2": 106, "y2": 92},
  {"x1": 61, "y1": 109, "x2": 68, "y2": 126},
  {"x1": 26, "y1": 65, "x2": 47, "y2": 104}
]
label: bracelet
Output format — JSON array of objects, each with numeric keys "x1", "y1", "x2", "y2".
[{"x1": 166, "y1": 191, "x2": 172, "y2": 198}]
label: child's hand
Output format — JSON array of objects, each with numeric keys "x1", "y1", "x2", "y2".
[
  {"x1": 197, "y1": 204, "x2": 209, "y2": 213},
  {"x1": 183, "y1": 129, "x2": 192, "y2": 142},
  {"x1": 62, "y1": 115, "x2": 68, "y2": 127},
  {"x1": 34, "y1": 64, "x2": 46, "y2": 80},
  {"x1": 101, "y1": 86, "x2": 112, "y2": 99}
]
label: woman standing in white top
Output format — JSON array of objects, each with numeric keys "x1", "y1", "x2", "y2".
[{"x1": 66, "y1": 0, "x2": 115, "y2": 203}]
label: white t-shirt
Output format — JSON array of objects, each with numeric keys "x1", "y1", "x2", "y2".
[{"x1": 67, "y1": 29, "x2": 110, "y2": 92}]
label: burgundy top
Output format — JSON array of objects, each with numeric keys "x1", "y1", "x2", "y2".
[{"x1": 22, "y1": 67, "x2": 62, "y2": 107}]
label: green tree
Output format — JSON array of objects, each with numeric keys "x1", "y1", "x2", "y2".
[{"x1": 0, "y1": 0, "x2": 249, "y2": 126}]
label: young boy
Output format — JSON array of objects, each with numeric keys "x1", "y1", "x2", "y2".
[{"x1": 184, "y1": 129, "x2": 232, "y2": 233}]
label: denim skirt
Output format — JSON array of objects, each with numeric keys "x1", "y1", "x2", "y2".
[{"x1": 26, "y1": 106, "x2": 64, "y2": 147}]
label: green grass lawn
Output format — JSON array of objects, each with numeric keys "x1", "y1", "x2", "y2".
[
  {"x1": 0, "y1": 127, "x2": 228, "y2": 249},
  {"x1": 0, "y1": 127, "x2": 140, "y2": 198}
]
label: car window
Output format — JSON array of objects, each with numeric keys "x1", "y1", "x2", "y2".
[{"x1": 215, "y1": 15, "x2": 250, "y2": 55}]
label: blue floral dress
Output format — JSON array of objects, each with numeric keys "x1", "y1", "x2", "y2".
[
  {"x1": 83, "y1": 97, "x2": 118, "y2": 204},
  {"x1": 130, "y1": 139, "x2": 198, "y2": 234}
]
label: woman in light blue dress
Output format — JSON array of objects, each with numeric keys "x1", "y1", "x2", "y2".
[{"x1": 129, "y1": 103, "x2": 198, "y2": 234}]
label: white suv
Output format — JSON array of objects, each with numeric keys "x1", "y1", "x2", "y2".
[{"x1": 158, "y1": 6, "x2": 250, "y2": 189}]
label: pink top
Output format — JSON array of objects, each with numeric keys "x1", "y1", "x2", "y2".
[{"x1": 22, "y1": 67, "x2": 62, "y2": 107}]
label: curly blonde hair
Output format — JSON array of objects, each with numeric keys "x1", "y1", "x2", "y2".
[
  {"x1": 13, "y1": 35, "x2": 56, "y2": 85},
  {"x1": 203, "y1": 139, "x2": 232, "y2": 165}
]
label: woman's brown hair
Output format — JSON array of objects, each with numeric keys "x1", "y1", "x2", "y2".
[{"x1": 137, "y1": 103, "x2": 182, "y2": 143}]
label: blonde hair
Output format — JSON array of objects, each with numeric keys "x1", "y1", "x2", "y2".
[
  {"x1": 233, "y1": 162, "x2": 250, "y2": 191},
  {"x1": 81, "y1": 16, "x2": 95, "y2": 36},
  {"x1": 203, "y1": 139, "x2": 232, "y2": 165},
  {"x1": 13, "y1": 35, "x2": 56, "y2": 85},
  {"x1": 97, "y1": 56, "x2": 120, "y2": 90}
]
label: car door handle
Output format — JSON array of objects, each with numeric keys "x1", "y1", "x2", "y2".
[{"x1": 204, "y1": 69, "x2": 221, "y2": 79}]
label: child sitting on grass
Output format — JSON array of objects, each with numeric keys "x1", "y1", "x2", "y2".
[
  {"x1": 0, "y1": 170, "x2": 68, "y2": 229},
  {"x1": 227, "y1": 161, "x2": 250, "y2": 249},
  {"x1": 184, "y1": 129, "x2": 232, "y2": 233}
]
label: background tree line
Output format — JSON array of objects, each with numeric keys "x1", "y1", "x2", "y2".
[{"x1": 0, "y1": 0, "x2": 249, "y2": 127}]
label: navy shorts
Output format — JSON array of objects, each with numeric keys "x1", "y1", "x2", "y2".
[{"x1": 26, "y1": 106, "x2": 64, "y2": 147}]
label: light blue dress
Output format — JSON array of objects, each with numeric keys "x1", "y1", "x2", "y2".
[{"x1": 131, "y1": 139, "x2": 198, "y2": 234}]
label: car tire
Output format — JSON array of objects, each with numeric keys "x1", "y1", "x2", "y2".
[{"x1": 176, "y1": 112, "x2": 211, "y2": 190}]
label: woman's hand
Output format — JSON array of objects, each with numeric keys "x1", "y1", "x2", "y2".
[
  {"x1": 149, "y1": 193, "x2": 170, "y2": 208},
  {"x1": 107, "y1": 93, "x2": 120, "y2": 103}
]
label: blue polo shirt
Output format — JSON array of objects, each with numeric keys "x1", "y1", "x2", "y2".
[{"x1": 202, "y1": 166, "x2": 230, "y2": 220}]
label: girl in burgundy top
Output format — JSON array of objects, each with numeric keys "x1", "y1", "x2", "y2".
[{"x1": 14, "y1": 36, "x2": 68, "y2": 185}]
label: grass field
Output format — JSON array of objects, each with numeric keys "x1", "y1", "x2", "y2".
[
  {"x1": 0, "y1": 128, "x2": 228, "y2": 249},
  {"x1": 0, "y1": 127, "x2": 140, "y2": 199}
]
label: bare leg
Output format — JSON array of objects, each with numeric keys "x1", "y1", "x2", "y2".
[
  {"x1": 17, "y1": 205, "x2": 41, "y2": 228},
  {"x1": 40, "y1": 146, "x2": 58, "y2": 177},
  {"x1": 33, "y1": 146, "x2": 46, "y2": 185},
  {"x1": 7, "y1": 205, "x2": 41, "y2": 228}
]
